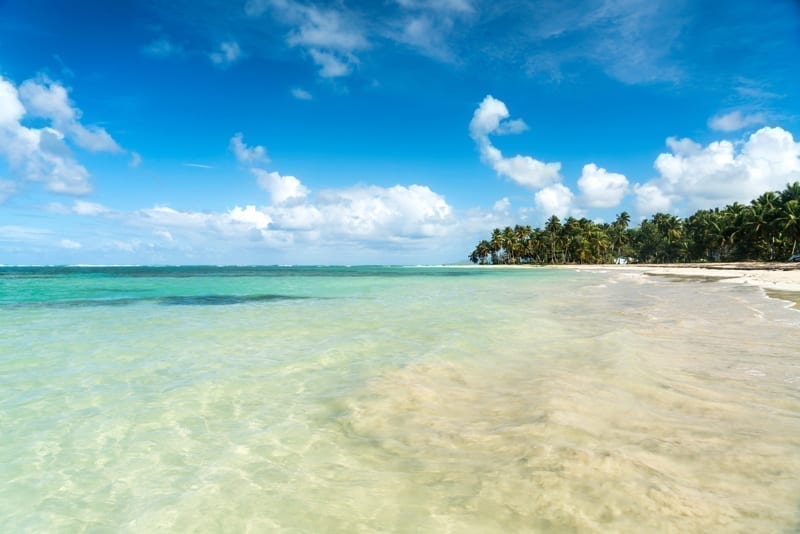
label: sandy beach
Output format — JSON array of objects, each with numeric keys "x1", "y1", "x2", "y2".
[{"x1": 558, "y1": 262, "x2": 800, "y2": 294}]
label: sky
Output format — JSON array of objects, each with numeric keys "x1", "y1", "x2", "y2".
[{"x1": 1, "y1": 0, "x2": 799, "y2": 265}]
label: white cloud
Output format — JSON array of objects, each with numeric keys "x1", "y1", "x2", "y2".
[
  {"x1": 142, "y1": 37, "x2": 183, "y2": 58},
  {"x1": 634, "y1": 126, "x2": 800, "y2": 214},
  {"x1": 265, "y1": 202, "x2": 323, "y2": 231},
  {"x1": 633, "y1": 182, "x2": 673, "y2": 215},
  {"x1": 0, "y1": 78, "x2": 25, "y2": 125},
  {"x1": 534, "y1": 183, "x2": 574, "y2": 219},
  {"x1": 494, "y1": 119, "x2": 528, "y2": 136},
  {"x1": 229, "y1": 205, "x2": 271, "y2": 229},
  {"x1": 391, "y1": 0, "x2": 476, "y2": 61},
  {"x1": 229, "y1": 133, "x2": 268, "y2": 164},
  {"x1": 468, "y1": 95, "x2": 511, "y2": 138},
  {"x1": 209, "y1": 41, "x2": 242, "y2": 66},
  {"x1": 72, "y1": 200, "x2": 110, "y2": 216},
  {"x1": 284, "y1": 4, "x2": 367, "y2": 51},
  {"x1": 253, "y1": 168, "x2": 309, "y2": 204},
  {"x1": 130, "y1": 182, "x2": 457, "y2": 251},
  {"x1": 19, "y1": 78, "x2": 122, "y2": 153},
  {"x1": 469, "y1": 95, "x2": 561, "y2": 189},
  {"x1": 394, "y1": 15, "x2": 454, "y2": 61},
  {"x1": 308, "y1": 49, "x2": 353, "y2": 78},
  {"x1": 577, "y1": 163, "x2": 629, "y2": 208},
  {"x1": 246, "y1": 183, "x2": 455, "y2": 244},
  {"x1": 140, "y1": 205, "x2": 217, "y2": 229},
  {"x1": 309, "y1": 184, "x2": 453, "y2": 239},
  {"x1": 291, "y1": 88, "x2": 313, "y2": 100},
  {"x1": 247, "y1": 0, "x2": 366, "y2": 78},
  {"x1": 708, "y1": 110, "x2": 766, "y2": 132},
  {"x1": 0, "y1": 92, "x2": 93, "y2": 195},
  {"x1": 59, "y1": 238, "x2": 81, "y2": 249},
  {"x1": 18, "y1": 78, "x2": 73, "y2": 121},
  {"x1": 493, "y1": 197, "x2": 510, "y2": 212},
  {"x1": 129, "y1": 151, "x2": 142, "y2": 168}
]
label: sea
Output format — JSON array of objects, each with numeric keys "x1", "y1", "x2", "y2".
[{"x1": 1, "y1": 265, "x2": 799, "y2": 532}]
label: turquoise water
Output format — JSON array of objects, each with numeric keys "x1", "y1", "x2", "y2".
[{"x1": 1, "y1": 266, "x2": 799, "y2": 532}]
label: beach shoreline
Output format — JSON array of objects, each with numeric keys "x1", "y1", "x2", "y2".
[{"x1": 543, "y1": 263, "x2": 800, "y2": 310}]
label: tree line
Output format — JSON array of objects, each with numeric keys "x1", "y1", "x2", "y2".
[{"x1": 469, "y1": 182, "x2": 800, "y2": 265}]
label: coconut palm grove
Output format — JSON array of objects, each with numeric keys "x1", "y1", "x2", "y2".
[{"x1": 469, "y1": 182, "x2": 800, "y2": 265}]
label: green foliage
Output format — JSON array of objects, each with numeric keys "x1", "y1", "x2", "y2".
[{"x1": 469, "y1": 182, "x2": 800, "y2": 265}]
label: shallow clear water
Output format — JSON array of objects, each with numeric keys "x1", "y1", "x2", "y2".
[{"x1": 1, "y1": 266, "x2": 799, "y2": 532}]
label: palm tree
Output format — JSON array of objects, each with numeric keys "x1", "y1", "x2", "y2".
[
  {"x1": 469, "y1": 240, "x2": 492, "y2": 264},
  {"x1": 544, "y1": 215, "x2": 562, "y2": 264},
  {"x1": 776, "y1": 199, "x2": 800, "y2": 257},
  {"x1": 780, "y1": 181, "x2": 800, "y2": 204},
  {"x1": 614, "y1": 211, "x2": 631, "y2": 230},
  {"x1": 502, "y1": 226, "x2": 518, "y2": 264},
  {"x1": 470, "y1": 181, "x2": 800, "y2": 265},
  {"x1": 489, "y1": 228, "x2": 502, "y2": 264},
  {"x1": 611, "y1": 211, "x2": 631, "y2": 259},
  {"x1": 745, "y1": 199, "x2": 778, "y2": 260}
]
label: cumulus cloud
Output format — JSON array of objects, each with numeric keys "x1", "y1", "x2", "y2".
[
  {"x1": 119, "y1": 181, "x2": 459, "y2": 259},
  {"x1": 19, "y1": 77, "x2": 122, "y2": 153},
  {"x1": 308, "y1": 184, "x2": 453, "y2": 239},
  {"x1": 469, "y1": 95, "x2": 561, "y2": 189},
  {"x1": 708, "y1": 110, "x2": 766, "y2": 132},
  {"x1": 0, "y1": 77, "x2": 91, "y2": 194},
  {"x1": 252, "y1": 168, "x2": 309, "y2": 204},
  {"x1": 534, "y1": 183, "x2": 574, "y2": 219},
  {"x1": 228, "y1": 205, "x2": 271, "y2": 229},
  {"x1": 230, "y1": 133, "x2": 268, "y2": 164},
  {"x1": 134, "y1": 205, "x2": 276, "y2": 247},
  {"x1": 634, "y1": 126, "x2": 800, "y2": 214},
  {"x1": 470, "y1": 95, "x2": 631, "y2": 220},
  {"x1": 0, "y1": 74, "x2": 127, "y2": 199},
  {"x1": 0, "y1": 78, "x2": 25, "y2": 125},
  {"x1": 209, "y1": 41, "x2": 242, "y2": 66},
  {"x1": 633, "y1": 182, "x2": 673, "y2": 215},
  {"x1": 577, "y1": 163, "x2": 629, "y2": 208}
]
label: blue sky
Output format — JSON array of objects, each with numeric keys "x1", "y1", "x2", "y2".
[{"x1": 1, "y1": 0, "x2": 799, "y2": 264}]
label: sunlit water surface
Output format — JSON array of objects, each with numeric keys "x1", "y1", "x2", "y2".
[{"x1": 1, "y1": 266, "x2": 799, "y2": 532}]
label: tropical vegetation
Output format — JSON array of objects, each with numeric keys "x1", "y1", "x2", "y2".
[{"x1": 469, "y1": 182, "x2": 800, "y2": 265}]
